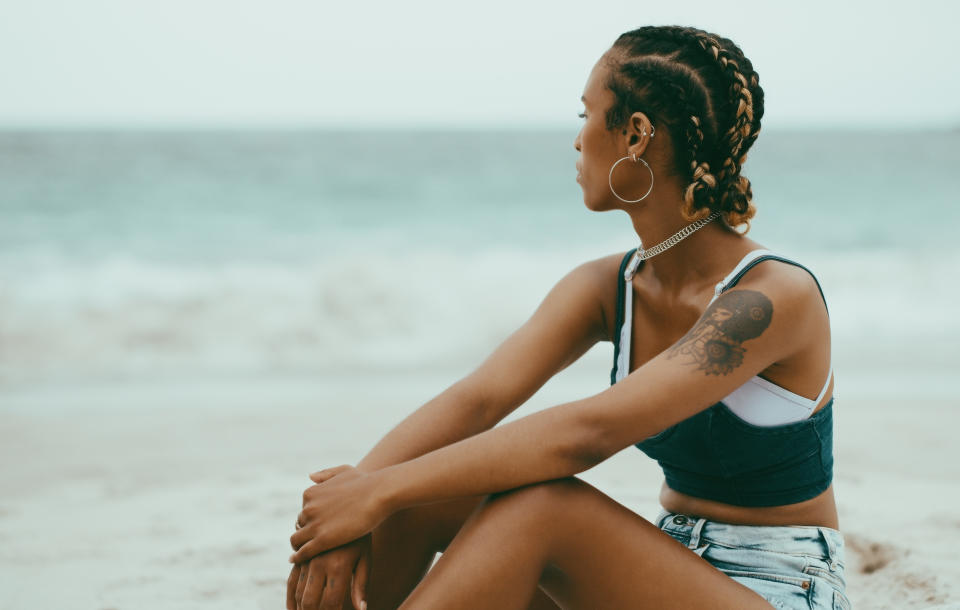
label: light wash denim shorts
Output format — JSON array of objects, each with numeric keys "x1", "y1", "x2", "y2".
[{"x1": 655, "y1": 509, "x2": 852, "y2": 610}]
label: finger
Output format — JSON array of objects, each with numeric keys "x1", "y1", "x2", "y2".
[
  {"x1": 309, "y1": 464, "x2": 350, "y2": 483},
  {"x1": 295, "y1": 559, "x2": 310, "y2": 610},
  {"x1": 289, "y1": 538, "x2": 328, "y2": 565},
  {"x1": 318, "y1": 568, "x2": 350, "y2": 610},
  {"x1": 290, "y1": 523, "x2": 313, "y2": 550},
  {"x1": 300, "y1": 559, "x2": 325, "y2": 610},
  {"x1": 286, "y1": 563, "x2": 302, "y2": 610},
  {"x1": 351, "y1": 542, "x2": 371, "y2": 610}
]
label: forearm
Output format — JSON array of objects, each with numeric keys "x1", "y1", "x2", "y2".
[
  {"x1": 375, "y1": 398, "x2": 603, "y2": 512},
  {"x1": 353, "y1": 379, "x2": 494, "y2": 475}
]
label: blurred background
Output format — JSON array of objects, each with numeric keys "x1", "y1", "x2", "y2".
[{"x1": 1, "y1": 1, "x2": 958, "y2": 609}]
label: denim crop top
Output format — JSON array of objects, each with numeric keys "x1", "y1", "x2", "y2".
[{"x1": 609, "y1": 249, "x2": 835, "y2": 507}]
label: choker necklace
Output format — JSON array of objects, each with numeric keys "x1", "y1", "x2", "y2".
[{"x1": 627, "y1": 211, "x2": 721, "y2": 276}]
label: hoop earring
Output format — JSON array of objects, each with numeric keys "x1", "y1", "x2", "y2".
[{"x1": 609, "y1": 154, "x2": 654, "y2": 203}]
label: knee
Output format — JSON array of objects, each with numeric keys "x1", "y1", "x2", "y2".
[
  {"x1": 374, "y1": 503, "x2": 437, "y2": 548},
  {"x1": 485, "y1": 476, "x2": 584, "y2": 513},
  {"x1": 377, "y1": 494, "x2": 490, "y2": 553}
]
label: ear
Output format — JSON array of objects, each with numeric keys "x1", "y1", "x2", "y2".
[{"x1": 623, "y1": 111, "x2": 654, "y2": 159}]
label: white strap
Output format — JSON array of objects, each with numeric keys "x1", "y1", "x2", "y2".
[
  {"x1": 615, "y1": 274, "x2": 633, "y2": 382},
  {"x1": 706, "y1": 249, "x2": 777, "y2": 306},
  {"x1": 615, "y1": 250, "x2": 643, "y2": 382},
  {"x1": 814, "y1": 355, "x2": 833, "y2": 405}
]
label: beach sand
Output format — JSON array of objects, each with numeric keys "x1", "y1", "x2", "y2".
[{"x1": 1, "y1": 358, "x2": 958, "y2": 610}]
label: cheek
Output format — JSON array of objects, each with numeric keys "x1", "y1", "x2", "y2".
[{"x1": 582, "y1": 126, "x2": 611, "y2": 171}]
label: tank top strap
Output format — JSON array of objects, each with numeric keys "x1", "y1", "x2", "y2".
[
  {"x1": 711, "y1": 250, "x2": 831, "y2": 318},
  {"x1": 707, "y1": 249, "x2": 777, "y2": 306}
]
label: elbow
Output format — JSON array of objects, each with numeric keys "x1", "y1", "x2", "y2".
[{"x1": 557, "y1": 404, "x2": 617, "y2": 471}]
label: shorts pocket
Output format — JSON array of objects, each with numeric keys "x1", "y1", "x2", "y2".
[
  {"x1": 832, "y1": 589, "x2": 852, "y2": 610},
  {"x1": 720, "y1": 569, "x2": 813, "y2": 610},
  {"x1": 802, "y1": 563, "x2": 847, "y2": 592}
]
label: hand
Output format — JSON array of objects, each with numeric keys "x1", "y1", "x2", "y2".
[
  {"x1": 287, "y1": 533, "x2": 372, "y2": 610},
  {"x1": 289, "y1": 464, "x2": 390, "y2": 564}
]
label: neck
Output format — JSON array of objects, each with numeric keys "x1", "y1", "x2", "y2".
[{"x1": 627, "y1": 204, "x2": 747, "y2": 297}]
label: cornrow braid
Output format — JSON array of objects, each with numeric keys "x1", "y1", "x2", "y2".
[
  {"x1": 612, "y1": 58, "x2": 720, "y2": 222},
  {"x1": 625, "y1": 27, "x2": 754, "y2": 166},
  {"x1": 680, "y1": 31, "x2": 756, "y2": 226},
  {"x1": 711, "y1": 33, "x2": 765, "y2": 230},
  {"x1": 605, "y1": 25, "x2": 766, "y2": 233}
]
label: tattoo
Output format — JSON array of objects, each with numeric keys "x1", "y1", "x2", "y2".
[{"x1": 665, "y1": 289, "x2": 773, "y2": 376}]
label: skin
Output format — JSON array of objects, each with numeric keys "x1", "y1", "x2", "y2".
[{"x1": 286, "y1": 49, "x2": 838, "y2": 610}]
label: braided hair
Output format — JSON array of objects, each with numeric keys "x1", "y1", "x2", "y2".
[{"x1": 603, "y1": 25, "x2": 765, "y2": 233}]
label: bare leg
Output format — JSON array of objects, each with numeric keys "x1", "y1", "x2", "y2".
[
  {"x1": 345, "y1": 493, "x2": 561, "y2": 610},
  {"x1": 397, "y1": 478, "x2": 774, "y2": 610}
]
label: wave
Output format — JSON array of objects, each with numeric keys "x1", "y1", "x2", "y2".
[{"x1": 0, "y1": 244, "x2": 955, "y2": 386}]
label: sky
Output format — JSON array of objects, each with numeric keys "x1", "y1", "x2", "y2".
[{"x1": 0, "y1": 0, "x2": 956, "y2": 130}]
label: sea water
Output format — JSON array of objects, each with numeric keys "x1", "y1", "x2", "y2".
[{"x1": 1, "y1": 128, "x2": 957, "y2": 398}]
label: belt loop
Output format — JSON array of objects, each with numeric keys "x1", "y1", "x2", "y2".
[
  {"x1": 688, "y1": 517, "x2": 707, "y2": 551},
  {"x1": 818, "y1": 527, "x2": 839, "y2": 571},
  {"x1": 654, "y1": 510, "x2": 670, "y2": 529}
]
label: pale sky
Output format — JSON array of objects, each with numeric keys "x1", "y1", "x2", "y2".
[{"x1": 1, "y1": 0, "x2": 956, "y2": 129}]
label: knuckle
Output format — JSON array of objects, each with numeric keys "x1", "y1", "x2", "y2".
[
  {"x1": 302, "y1": 587, "x2": 321, "y2": 606},
  {"x1": 320, "y1": 592, "x2": 346, "y2": 609}
]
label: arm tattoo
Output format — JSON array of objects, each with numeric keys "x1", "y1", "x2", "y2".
[{"x1": 665, "y1": 289, "x2": 773, "y2": 376}]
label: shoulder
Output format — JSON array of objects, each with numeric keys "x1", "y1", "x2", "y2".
[
  {"x1": 552, "y1": 251, "x2": 632, "y2": 344},
  {"x1": 735, "y1": 256, "x2": 826, "y2": 305},
  {"x1": 722, "y1": 255, "x2": 829, "y2": 342},
  {"x1": 562, "y1": 250, "x2": 631, "y2": 288}
]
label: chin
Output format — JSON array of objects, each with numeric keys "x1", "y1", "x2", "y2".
[{"x1": 581, "y1": 188, "x2": 618, "y2": 213}]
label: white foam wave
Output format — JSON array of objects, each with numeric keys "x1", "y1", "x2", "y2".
[{"x1": 0, "y1": 244, "x2": 956, "y2": 387}]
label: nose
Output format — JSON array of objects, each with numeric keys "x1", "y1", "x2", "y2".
[{"x1": 573, "y1": 131, "x2": 581, "y2": 152}]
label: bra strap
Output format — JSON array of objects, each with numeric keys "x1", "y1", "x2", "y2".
[{"x1": 814, "y1": 357, "x2": 833, "y2": 405}]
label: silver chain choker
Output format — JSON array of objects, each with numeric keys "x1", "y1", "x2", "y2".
[{"x1": 634, "y1": 211, "x2": 721, "y2": 264}]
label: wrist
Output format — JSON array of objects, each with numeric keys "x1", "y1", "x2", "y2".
[{"x1": 369, "y1": 464, "x2": 405, "y2": 515}]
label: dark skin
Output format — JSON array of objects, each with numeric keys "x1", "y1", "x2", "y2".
[
  {"x1": 286, "y1": 49, "x2": 837, "y2": 609},
  {"x1": 577, "y1": 50, "x2": 837, "y2": 529}
]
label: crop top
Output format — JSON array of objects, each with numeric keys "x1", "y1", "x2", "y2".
[{"x1": 609, "y1": 248, "x2": 835, "y2": 507}]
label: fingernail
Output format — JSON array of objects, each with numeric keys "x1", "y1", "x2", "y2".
[{"x1": 361, "y1": 601, "x2": 366, "y2": 610}]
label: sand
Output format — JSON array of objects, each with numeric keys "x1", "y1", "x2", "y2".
[{"x1": 1, "y1": 362, "x2": 958, "y2": 609}]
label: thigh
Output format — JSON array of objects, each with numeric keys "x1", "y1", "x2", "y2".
[
  {"x1": 384, "y1": 493, "x2": 490, "y2": 553},
  {"x1": 374, "y1": 493, "x2": 562, "y2": 610},
  {"x1": 512, "y1": 478, "x2": 774, "y2": 610}
]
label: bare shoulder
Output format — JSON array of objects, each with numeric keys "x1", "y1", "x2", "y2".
[
  {"x1": 457, "y1": 250, "x2": 632, "y2": 419},
  {"x1": 727, "y1": 255, "x2": 830, "y2": 344},
  {"x1": 735, "y1": 256, "x2": 827, "y2": 308},
  {"x1": 570, "y1": 251, "x2": 632, "y2": 343}
]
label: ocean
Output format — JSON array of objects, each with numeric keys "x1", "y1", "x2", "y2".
[{"x1": 1, "y1": 128, "x2": 957, "y2": 397}]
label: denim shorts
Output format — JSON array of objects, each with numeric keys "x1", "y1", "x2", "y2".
[{"x1": 655, "y1": 509, "x2": 852, "y2": 609}]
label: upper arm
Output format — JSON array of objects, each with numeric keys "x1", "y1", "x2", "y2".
[
  {"x1": 577, "y1": 265, "x2": 825, "y2": 461},
  {"x1": 460, "y1": 254, "x2": 618, "y2": 425}
]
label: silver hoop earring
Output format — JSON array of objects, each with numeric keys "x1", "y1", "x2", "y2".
[{"x1": 609, "y1": 155, "x2": 654, "y2": 203}]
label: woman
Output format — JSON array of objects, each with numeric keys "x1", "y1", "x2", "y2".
[{"x1": 287, "y1": 25, "x2": 850, "y2": 610}]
